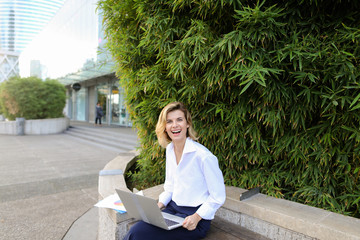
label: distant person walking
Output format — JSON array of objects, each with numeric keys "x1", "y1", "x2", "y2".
[{"x1": 95, "y1": 102, "x2": 103, "y2": 126}]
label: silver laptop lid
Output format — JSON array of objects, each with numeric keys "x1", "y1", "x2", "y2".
[
  {"x1": 115, "y1": 189, "x2": 142, "y2": 220},
  {"x1": 115, "y1": 189, "x2": 184, "y2": 230}
]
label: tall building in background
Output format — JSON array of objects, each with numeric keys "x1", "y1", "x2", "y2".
[
  {"x1": 0, "y1": 0, "x2": 65, "y2": 82},
  {"x1": 19, "y1": 0, "x2": 131, "y2": 127}
]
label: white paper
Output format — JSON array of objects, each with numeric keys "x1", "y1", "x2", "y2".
[
  {"x1": 95, "y1": 193, "x2": 126, "y2": 213},
  {"x1": 94, "y1": 191, "x2": 144, "y2": 214}
]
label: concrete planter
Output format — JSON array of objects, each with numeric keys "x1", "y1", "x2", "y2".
[{"x1": 0, "y1": 117, "x2": 70, "y2": 135}]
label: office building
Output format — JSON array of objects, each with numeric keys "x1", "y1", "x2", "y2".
[{"x1": 0, "y1": 0, "x2": 65, "y2": 82}]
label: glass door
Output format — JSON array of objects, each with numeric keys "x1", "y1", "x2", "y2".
[
  {"x1": 110, "y1": 85, "x2": 120, "y2": 124},
  {"x1": 109, "y1": 84, "x2": 131, "y2": 126},
  {"x1": 76, "y1": 88, "x2": 86, "y2": 121}
]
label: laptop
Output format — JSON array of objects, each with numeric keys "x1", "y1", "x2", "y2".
[{"x1": 115, "y1": 189, "x2": 185, "y2": 230}]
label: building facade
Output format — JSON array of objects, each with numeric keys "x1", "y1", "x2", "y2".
[
  {"x1": 19, "y1": 0, "x2": 131, "y2": 127},
  {"x1": 0, "y1": 0, "x2": 65, "y2": 82},
  {"x1": 0, "y1": 50, "x2": 19, "y2": 82}
]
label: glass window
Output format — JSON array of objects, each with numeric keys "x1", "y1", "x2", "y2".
[
  {"x1": 109, "y1": 83, "x2": 131, "y2": 126},
  {"x1": 76, "y1": 88, "x2": 86, "y2": 121},
  {"x1": 67, "y1": 90, "x2": 72, "y2": 119},
  {"x1": 110, "y1": 85, "x2": 120, "y2": 125}
]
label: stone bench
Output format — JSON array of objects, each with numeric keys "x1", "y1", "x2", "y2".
[
  {"x1": 98, "y1": 152, "x2": 360, "y2": 240},
  {"x1": 128, "y1": 185, "x2": 269, "y2": 240}
]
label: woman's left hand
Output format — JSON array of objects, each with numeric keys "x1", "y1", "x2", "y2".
[{"x1": 182, "y1": 213, "x2": 202, "y2": 231}]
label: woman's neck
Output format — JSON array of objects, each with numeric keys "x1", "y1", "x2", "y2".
[{"x1": 173, "y1": 138, "x2": 186, "y2": 165}]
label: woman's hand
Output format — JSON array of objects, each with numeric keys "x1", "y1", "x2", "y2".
[
  {"x1": 182, "y1": 213, "x2": 202, "y2": 231},
  {"x1": 157, "y1": 202, "x2": 165, "y2": 210}
]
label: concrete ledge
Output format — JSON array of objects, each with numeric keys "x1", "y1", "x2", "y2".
[
  {"x1": 221, "y1": 187, "x2": 360, "y2": 240},
  {"x1": 0, "y1": 117, "x2": 69, "y2": 135},
  {"x1": 98, "y1": 151, "x2": 139, "y2": 240},
  {"x1": 98, "y1": 153, "x2": 360, "y2": 240}
]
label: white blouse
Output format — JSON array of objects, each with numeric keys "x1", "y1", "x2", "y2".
[{"x1": 158, "y1": 138, "x2": 226, "y2": 220}]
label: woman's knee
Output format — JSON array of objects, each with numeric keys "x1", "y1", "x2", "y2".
[{"x1": 123, "y1": 221, "x2": 160, "y2": 240}]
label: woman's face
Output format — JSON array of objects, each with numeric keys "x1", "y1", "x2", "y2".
[{"x1": 165, "y1": 110, "x2": 189, "y2": 142}]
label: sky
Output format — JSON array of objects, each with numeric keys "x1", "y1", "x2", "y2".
[{"x1": 19, "y1": 0, "x2": 99, "y2": 79}]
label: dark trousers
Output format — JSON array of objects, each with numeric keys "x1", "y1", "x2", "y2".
[
  {"x1": 95, "y1": 117, "x2": 101, "y2": 124},
  {"x1": 123, "y1": 200, "x2": 211, "y2": 240}
]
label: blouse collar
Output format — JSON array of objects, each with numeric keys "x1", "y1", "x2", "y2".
[{"x1": 168, "y1": 137, "x2": 196, "y2": 154}]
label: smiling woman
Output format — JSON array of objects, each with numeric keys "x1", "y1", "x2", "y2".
[
  {"x1": 123, "y1": 102, "x2": 226, "y2": 240},
  {"x1": 155, "y1": 102, "x2": 198, "y2": 148},
  {"x1": 166, "y1": 110, "x2": 188, "y2": 135}
]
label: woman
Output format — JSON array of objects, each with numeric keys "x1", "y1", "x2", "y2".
[{"x1": 124, "y1": 102, "x2": 226, "y2": 240}]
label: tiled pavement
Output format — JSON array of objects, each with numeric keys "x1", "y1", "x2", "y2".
[{"x1": 0, "y1": 122, "x2": 138, "y2": 240}]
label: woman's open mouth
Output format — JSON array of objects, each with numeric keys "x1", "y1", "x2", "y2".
[{"x1": 172, "y1": 130, "x2": 181, "y2": 135}]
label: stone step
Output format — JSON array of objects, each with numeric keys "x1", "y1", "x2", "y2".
[
  {"x1": 70, "y1": 125, "x2": 138, "y2": 142},
  {"x1": 65, "y1": 133, "x2": 129, "y2": 153},
  {"x1": 65, "y1": 125, "x2": 139, "y2": 153},
  {"x1": 66, "y1": 128, "x2": 138, "y2": 151}
]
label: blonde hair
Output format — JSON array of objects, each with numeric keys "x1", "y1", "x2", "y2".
[{"x1": 155, "y1": 102, "x2": 198, "y2": 148}]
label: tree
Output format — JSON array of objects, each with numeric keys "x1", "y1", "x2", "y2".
[
  {"x1": 98, "y1": 0, "x2": 360, "y2": 217},
  {"x1": 0, "y1": 76, "x2": 66, "y2": 120}
]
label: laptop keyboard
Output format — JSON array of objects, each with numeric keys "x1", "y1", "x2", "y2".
[{"x1": 164, "y1": 218, "x2": 179, "y2": 227}]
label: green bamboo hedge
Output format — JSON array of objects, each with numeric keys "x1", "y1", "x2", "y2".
[
  {"x1": 0, "y1": 76, "x2": 66, "y2": 120},
  {"x1": 98, "y1": 0, "x2": 360, "y2": 218}
]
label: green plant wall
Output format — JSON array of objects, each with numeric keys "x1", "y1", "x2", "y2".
[{"x1": 98, "y1": 0, "x2": 360, "y2": 218}]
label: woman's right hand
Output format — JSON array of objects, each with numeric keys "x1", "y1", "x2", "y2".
[{"x1": 157, "y1": 202, "x2": 165, "y2": 210}]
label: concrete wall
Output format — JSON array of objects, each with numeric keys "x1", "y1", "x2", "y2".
[
  {"x1": 0, "y1": 119, "x2": 16, "y2": 135},
  {"x1": 0, "y1": 117, "x2": 70, "y2": 135}
]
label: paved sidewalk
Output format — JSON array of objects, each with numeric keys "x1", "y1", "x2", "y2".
[{"x1": 0, "y1": 124, "x2": 138, "y2": 240}]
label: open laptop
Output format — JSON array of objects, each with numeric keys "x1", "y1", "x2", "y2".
[{"x1": 115, "y1": 189, "x2": 185, "y2": 230}]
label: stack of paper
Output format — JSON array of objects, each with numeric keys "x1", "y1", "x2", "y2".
[
  {"x1": 95, "y1": 191, "x2": 144, "y2": 214},
  {"x1": 94, "y1": 193, "x2": 126, "y2": 213}
]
